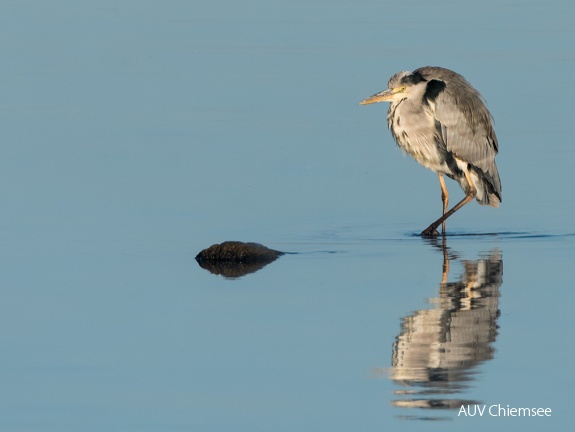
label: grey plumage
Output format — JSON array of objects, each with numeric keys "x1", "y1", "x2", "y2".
[{"x1": 360, "y1": 66, "x2": 502, "y2": 236}]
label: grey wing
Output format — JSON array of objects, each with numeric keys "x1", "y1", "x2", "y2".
[{"x1": 427, "y1": 77, "x2": 502, "y2": 199}]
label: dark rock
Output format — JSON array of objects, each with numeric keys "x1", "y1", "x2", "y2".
[{"x1": 195, "y1": 241, "x2": 284, "y2": 278}]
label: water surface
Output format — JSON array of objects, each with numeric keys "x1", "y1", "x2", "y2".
[{"x1": 1, "y1": 0, "x2": 574, "y2": 431}]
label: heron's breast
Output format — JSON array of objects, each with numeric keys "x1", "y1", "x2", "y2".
[{"x1": 388, "y1": 113, "x2": 447, "y2": 173}]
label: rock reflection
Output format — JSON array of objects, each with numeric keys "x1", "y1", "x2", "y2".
[{"x1": 390, "y1": 240, "x2": 502, "y2": 420}]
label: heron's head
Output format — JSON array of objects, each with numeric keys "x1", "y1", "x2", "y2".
[{"x1": 359, "y1": 70, "x2": 427, "y2": 105}]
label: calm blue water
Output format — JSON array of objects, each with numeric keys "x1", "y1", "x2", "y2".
[{"x1": 1, "y1": 0, "x2": 574, "y2": 430}]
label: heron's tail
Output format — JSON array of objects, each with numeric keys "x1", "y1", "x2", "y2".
[{"x1": 474, "y1": 165, "x2": 501, "y2": 207}]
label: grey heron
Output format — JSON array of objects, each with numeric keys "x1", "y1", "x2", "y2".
[{"x1": 360, "y1": 66, "x2": 501, "y2": 236}]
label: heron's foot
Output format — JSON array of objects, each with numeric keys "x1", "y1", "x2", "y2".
[{"x1": 420, "y1": 225, "x2": 440, "y2": 237}]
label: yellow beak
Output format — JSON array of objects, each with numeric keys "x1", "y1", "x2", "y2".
[{"x1": 359, "y1": 88, "x2": 394, "y2": 105}]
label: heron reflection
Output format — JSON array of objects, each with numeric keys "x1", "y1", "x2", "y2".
[{"x1": 390, "y1": 241, "x2": 502, "y2": 420}]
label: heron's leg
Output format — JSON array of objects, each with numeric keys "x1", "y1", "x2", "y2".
[
  {"x1": 438, "y1": 174, "x2": 449, "y2": 234},
  {"x1": 421, "y1": 170, "x2": 476, "y2": 237}
]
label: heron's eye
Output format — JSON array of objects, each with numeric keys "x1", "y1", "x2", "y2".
[{"x1": 399, "y1": 86, "x2": 407, "y2": 92}]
